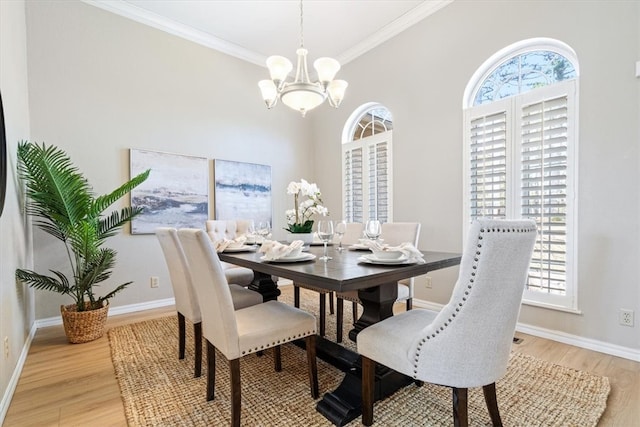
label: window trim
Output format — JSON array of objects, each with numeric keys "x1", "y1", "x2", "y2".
[
  {"x1": 463, "y1": 38, "x2": 580, "y2": 109},
  {"x1": 342, "y1": 103, "x2": 393, "y2": 223},
  {"x1": 463, "y1": 42, "x2": 580, "y2": 312}
]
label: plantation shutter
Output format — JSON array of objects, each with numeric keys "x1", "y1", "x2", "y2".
[
  {"x1": 368, "y1": 141, "x2": 389, "y2": 223},
  {"x1": 342, "y1": 131, "x2": 392, "y2": 223},
  {"x1": 467, "y1": 103, "x2": 509, "y2": 220},
  {"x1": 519, "y1": 94, "x2": 569, "y2": 294},
  {"x1": 344, "y1": 146, "x2": 364, "y2": 223}
]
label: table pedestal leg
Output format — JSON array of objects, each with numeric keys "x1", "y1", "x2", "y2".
[
  {"x1": 317, "y1": 283, "x2": 410, "y2": 426},
  {"x1": 348, "y1": 283, "x2": 397, "y2": 341},
  {"x1": 248, "y1": 271, "x2": 281, "y2": 301}
]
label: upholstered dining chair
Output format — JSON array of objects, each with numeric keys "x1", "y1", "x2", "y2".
[
  {"x1": 293, "y1": 222, "x2": 364, "y2": 339},
  {"x1": 335, "y1": 222, "x2": 420, "y2": 342},
  {"x1": 177, "y1": 228, "x2": 319, "y2": 427},
  {"x1": 155, "y1": 227, "x2": 263, "y2": 378},
  {"x1": 357, "y1": 219, "x2": 537, "y2": 426},
  {"x1": 205, "y1": 219, "x2": 255, "y2": 286}
]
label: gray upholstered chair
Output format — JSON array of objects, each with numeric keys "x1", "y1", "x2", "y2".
[
  {"x1": 155, "y1": 227, "x2": 263, "y2": 378},
  {"x1": 293, "y1": 222, "x2": 364, "y2": 339},
  {"x1": 177, "y1": 228, "x2": 319, "y2": 427},
  {"x1": 358, "y1": 219, "x2": 537, "y2": 426},
  {"x1": 336, "y1": 222, "x2": 420, "y2": 342},
  {"x1": 205, "y1": 219, "x2": 255, "y2": 286}
]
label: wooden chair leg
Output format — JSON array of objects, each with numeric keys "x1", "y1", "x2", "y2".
[
  {"x1": 178, "y1": 312, "x2": 186, "y2": 359},
  {"x1": 329, "y1": 291, "x2": 335, "y2": 314},
  {"x1": 305, "y1": 335, "x2": 319, "y2": 398},
  {"x1": 361, "y1": 355, "x2": 375, "y2": 426},
  {"x1": 319, "y1": 293, "x2": 326, "y2": 337},
  {"x1": 206, "y1": 341, "x2": 216, "y2": 401},
  {"x1": 229, "y1": 358, "x2": 241, "y2": 427},
  {"x1": 452, "y1": 387, "x2": 468, "y2": 427},
  {"x1": 194, "y1": 322, "x2": 202, "y2": 378},
  {"x1": 483, "y1": 383, "x2": 503, "y2": 426},
  {"x1": 406, "y1": 298, "x2": 413, "y2": 311},
  {"x1": 352, "y1": 301, "x2": 358, "y2": 323},
  {"x1": 293, "y1": 285, "x2": 300, "y2": 308},
  {"x1": 274, "y1": 345, "x2": 282, "y2": 372},
  {"x1": 336, "y1": 298, "x2": 343, "y2": 343}
]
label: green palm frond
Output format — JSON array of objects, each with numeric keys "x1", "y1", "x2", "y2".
[
  {"x1": 97, "y1": 281, "x2": 133, "y2": 304},
  {"x1": 98, "y1": 206, "x2": 144, "y2": 240},
  {"x1": 15, "y1": 141, "x2": 149, "y2": 311},
  {"x1": 92, "y1": 169, "x2": 150, "y2": 217},
  {"x1": 15, "y1": 269, "x2": 72, "y2": 295},
  {"x1": 17, "y1": 142, "x2": 92, "y2": 240}
]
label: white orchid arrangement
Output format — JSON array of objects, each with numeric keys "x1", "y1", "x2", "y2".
[{"x1": 285, "y1": 179, "x2": 328, "y2": 233}]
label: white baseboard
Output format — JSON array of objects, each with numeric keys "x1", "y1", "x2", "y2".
[
  {"x1": 2, "y1": 297, "x2": 176, "y2": 424},
  {"x1": 413, "y1": 298, "x2": 639, "y2": 362},
  {"x1": 34, "y1": 298, "x2": 176, "y2": 328},
  {"x1": 0, "y1": 322, "x2": 38, "y2": 425}
]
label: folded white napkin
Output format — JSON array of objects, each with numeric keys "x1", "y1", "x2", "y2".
[
  {"x1": 213, "y1": 235, "x2": 247, "y2": 253},
  {"x1": 259, "y1": 240, "x2": 304, "y2": 260},
  {"x1": 362, "y1": 240, "x2": 425, "y2": 264}
]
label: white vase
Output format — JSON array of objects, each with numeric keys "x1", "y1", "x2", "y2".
[{"x1": 286, "y1": 232, "x2": 314, "y2": 245}]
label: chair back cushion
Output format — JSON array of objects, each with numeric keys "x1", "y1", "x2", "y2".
[
  {"x1": 382, "y1": 222, "x2": 421, "y2": 287},
  {"x1": 411, "y1": 219, "x2": 536, "y2": 387},
  {"x1": 342, "y1": 222, "x2": 365, "y2": 245},
  {"x1": 155, "y1": 228, "x2": 201, "y2": 322},
  {"x1": 381, "y1": 222, "x2": 421, "y2": 246},
  {"x1": 178, "y1": 229, "x2": 239, "y2": 358},
  {"x1": 205, "y1": 219, "x2": 253, "y2": 241}
]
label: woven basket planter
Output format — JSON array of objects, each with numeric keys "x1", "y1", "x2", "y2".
[{"x1": 60, "y1": 302, "x2": 109, "y2": 344}]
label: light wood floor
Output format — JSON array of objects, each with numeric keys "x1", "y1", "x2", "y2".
[{"x1": 4, "y1": 291, "x2": 639, "y2": 426}]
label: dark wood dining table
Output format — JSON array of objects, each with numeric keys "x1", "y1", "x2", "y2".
[{"x1": 219, "y1": 244, "x2": 461, "y2": 426}]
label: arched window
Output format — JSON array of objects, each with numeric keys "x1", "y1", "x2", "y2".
[
  {"x1": 463, "y1": 38, "x2": 579, "y2": 311},
  {"x1": 342, "y1": 103, "x2": 393, "y2": 223}
]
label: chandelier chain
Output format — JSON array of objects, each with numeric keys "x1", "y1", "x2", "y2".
[{"x1": 299, "y1": 0, "x2": 304, "y2": 48}]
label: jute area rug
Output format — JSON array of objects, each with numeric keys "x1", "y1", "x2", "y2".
[{"x1": 109, "y1": 287, "x2": 610, "y2": 426}]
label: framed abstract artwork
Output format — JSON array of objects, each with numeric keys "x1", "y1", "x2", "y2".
[
  {"x1": 213, "y1": 159, "x2": 271, "y2": 225},
  {"x1": 129, "y1": 149, "x2": 209, "y2": 234}
]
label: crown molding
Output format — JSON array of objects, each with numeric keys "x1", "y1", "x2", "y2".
[
  {"x1": 81, "y1": 0, "x2": 266, "y2": 67},
  {"x1": 83, "y1": 0, "x2": 452, "y2": 68},
  {"x1": 337, "y1": 0, "x2": 454, "y2": 65}
]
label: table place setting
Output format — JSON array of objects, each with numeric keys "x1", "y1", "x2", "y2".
[
  {"x1": 357, "y1": 240, "x2": 425, "y2": 266},
  {"x1": 213, "y1": 235, "x2": 258, "y2": 253},
  {"x1": 258, "y1": 239, "x2": 316, "y2": 263}
]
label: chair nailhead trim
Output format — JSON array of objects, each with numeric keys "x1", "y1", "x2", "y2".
[{"x1": 427, "y1": 216, "x2": 535, "y2": 377}]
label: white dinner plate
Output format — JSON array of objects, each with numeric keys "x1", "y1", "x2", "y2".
[
  {"x1": 358, "y1": 255, "x2": 415, "y2": 265},
  {"x1": 260, "y1": 253, "x2": 317, "y2": 263},
  {"x1": 223, "y1": 245, "x2": 257, "y2": 253}
]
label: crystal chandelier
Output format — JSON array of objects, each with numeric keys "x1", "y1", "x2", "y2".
[{"x1": 258, "y1": 0, "x2": 348, "y2": 117}]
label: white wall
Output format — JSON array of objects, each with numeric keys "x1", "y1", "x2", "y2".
[
  {"x1": 313, "y1": 0, "x2": 640, "y2": 350},
  {"x1": 0, "y1": 0, "x2": 34, "y2": 419},
  {"x1": 24, "y1": 1, "x2": 314, "y2": 319}
]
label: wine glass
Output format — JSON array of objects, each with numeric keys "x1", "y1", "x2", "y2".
[
  {"x1": 364, "y1": 219, "x2": 382, "y2": 241},
  {"x1": 246, "y1": 220, "x2": 256, "y2": 245},
  {"x1": 316, "y1": 220, "x2": 334, "y2": 261},
  {"x1": 257, "y1": 220, "x2": 271, "y2": 243},
  {"x1": 335, "y1": 220, "x2": 347, "y2": 252}
]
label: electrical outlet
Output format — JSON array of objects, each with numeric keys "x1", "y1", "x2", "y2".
[
  {"x1": 619, "y1": 309, "x2": 634, "y2": 327},
  {"x1": 150, "y1": 276, "x2": 159, "y2": 288},
  {"x1": 4, "y1": 336, "x2": 9, "y2": 359},
  {"x1": 424, "y1": 276, "x2": 432, "y2": 289}
]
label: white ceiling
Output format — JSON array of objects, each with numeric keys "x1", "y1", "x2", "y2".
[{"x1": 84, "y1": 0, "x2": 452, "y2": 67}]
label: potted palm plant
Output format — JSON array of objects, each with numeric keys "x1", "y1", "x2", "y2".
[{"x1": 15, "y1": 141, "x2": 150, "y2": 343}]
